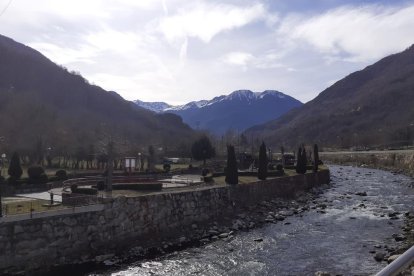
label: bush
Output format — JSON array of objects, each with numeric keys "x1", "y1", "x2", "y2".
[
  {"x1": 163, "y1": 163, "x2": 171, "y2": 172},
  {"x1": 27, "y1": 166, "x2": 48, "y2": 184},
  {"x1": 28, "y1": 166, "x2": 45, "y2": 179},
  {"x1": 55, "y1": 169, "x2": 68, "y2": 180},
  {"x1": 70, "y1": 184, "x2": 78, "y2": 192},
  {"x1": 8, "y1": 152, "x2": 22, "y2": 179},
  {"x1": 7, "y1": 176, "x2": 27, "y2": 185},
  {"x1": 97, "y1": 181, "x2": 105, "y2": 191},
  {"x1": 276, "y1": 164, "x2": 284, "y2": 175},
  {"x1": 201, "y1": 168, "x2": 210, "y2": 176},
  {"x1": 71, "y1": 186, "x2": 98, "y2": 195}
]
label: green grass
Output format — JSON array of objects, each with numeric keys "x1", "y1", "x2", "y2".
[
  {"x1": 2, "y1": 198, "x2": 65, "y2": 216},
  {"x1": 213, "y1": 176, "x2": 260, "y2": 185}
]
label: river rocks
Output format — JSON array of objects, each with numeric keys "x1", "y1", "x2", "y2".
[
  {"x1": 218, "y1": 233, "x2": 229, "y2": 239},
  {"x1": 232, "y1": 219, "x2": 246, "y2": 230},
  {"x1": 355, "y1": 192, "x2": 367, "y2": 196},
  {"x1": 317, "y1": 203, "x2": 327, "y2": 209},
  {"x1": 208, "y1": 229, "x2": 219, "y2": 235},
  {"x1": 374, "y1": 252, "x2": 386, "y2": 262},
  {"x1": 315, "y1": 271, "x2": 331, "y2": 276},
  {"x1": 254, "y1": 238, "x2": 263, "y2": 242},
  {"x1": 279, "y1": 210, "x2": 294, "y2": 216},
  {"x1": 393, "y1": 234, "x2": 406, "y2": 242},
  {"x1": 387, "y1": 254, "x2": 401, "y2": 263},
  {"x1": 274, "y1": 215, "x2": 285, "y2": 221},
  {"x1": 95, "y1": 254, "x2": 115, "y2": 263},
  {"x1": 389, "y1": 211, "x2": 401, "y2": 216}
]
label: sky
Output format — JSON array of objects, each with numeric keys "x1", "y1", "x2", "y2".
[{"x1": 0, "y1": 0, "x2": 414, "y2": 105}]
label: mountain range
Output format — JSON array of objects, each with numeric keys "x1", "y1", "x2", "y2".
[
  {"x1": 2, "y1": 32, "x2": 413, "y2": 154},
  {"x1": 135, "y1": 90, "x2": 303, "y2": 135},
  {"x1": 0, "y1": 34, "x2": 194, "y2": 158},
  {"x1": 245, "y1": 45, "x2": 414, "y2": 149}
]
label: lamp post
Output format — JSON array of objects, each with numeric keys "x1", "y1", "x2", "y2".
[
  {"x1": 0, "y1": 153, "x2": 5, "y2": 218},
  {"x1": 0, "y1": 153, "x2": 5, "y2": 177}
]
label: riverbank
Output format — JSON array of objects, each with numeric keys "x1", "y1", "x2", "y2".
[
  {"x1": 322, "y1": 151, "x2": 414, "y2": 275},
  {"x1": 61, "y1": 183, "x2": 332, "y2": 276},
  {"x1": 91, "y1": 165, "x2": 414, "y2": 275},
  {"x1": 0, "y1": 169, "x2": 330, "y2": 275},
  {"x1": 321, "y1": 150, "x2": 414, "y2": 177}
]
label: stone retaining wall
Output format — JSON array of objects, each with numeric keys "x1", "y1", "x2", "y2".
[{"x1": 0, "y1": 169, "x2": 329, "y2": 274}]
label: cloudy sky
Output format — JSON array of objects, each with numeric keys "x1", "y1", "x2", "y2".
[{"x1": 1, "y1": 0, "x2": 414, "y2": 104}]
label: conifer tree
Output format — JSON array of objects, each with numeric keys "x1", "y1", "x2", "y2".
[
  {"x1": 225, "y1": 145, "x2": 238, "y2": 185},
  {"x1": 313, "y1": 144, "x2": 319, "y2": 172},
  {"x1": 296, "y1": 145, "x2": 307, "y2": 174},
  {"x1": 258, "y1": 142, "x2": 268, "y2": 180},
  {"x1": 8, "y1": 152, "x2": 23, "y2": 180},
  {"x1": 191, "y1": 135, "x2": 216, "y2": 166}
]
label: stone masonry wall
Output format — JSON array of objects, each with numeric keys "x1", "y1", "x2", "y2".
[{"x1": 0, "y1": 170, "x2": 330, "y2": 274}]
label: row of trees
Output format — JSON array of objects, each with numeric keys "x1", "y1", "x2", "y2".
[{"x1": 223, "y1": 141, "x2": 321, "y2": 185}]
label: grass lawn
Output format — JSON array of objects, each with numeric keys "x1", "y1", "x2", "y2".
[
  {"x1": 213, "y1": 176, "x2": 260, "y2": 185},
  {"x1": 2, "y1": 198, "x2": 65, "y2": 216},
  {"x1": 212, "y1": 167, "x2": 328, "y2": 185}
]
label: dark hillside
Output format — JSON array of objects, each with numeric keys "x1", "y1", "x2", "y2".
[
  {"x1": 0, "y1": 34, "x2": 194, "y2": 158},
  {"x1": 245, "y1": 45, "x2": 414, "y2": 149}
]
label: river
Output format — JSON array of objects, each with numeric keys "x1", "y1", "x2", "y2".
[{"x1": 89, "y1": 165, "x2": 414, "y2": 276}]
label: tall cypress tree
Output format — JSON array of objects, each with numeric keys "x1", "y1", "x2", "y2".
[
  {"x1": 296, "y1": 145, "x2": 307, "y2": 174},
  {"x1": 258, "y1": 142, "x2": 268, "y2": 180},
  {"x1": 225, "y1": 145, "x2": 238, "y2": 185},
  {"x1": 313, "y1": 144, "x2": 319, "y2": 172},
  {"x1": 8, "y1": 152, "x2": 23, "y2": 179},
  {"x1": 301, "y1": 147, "x2": 307, "y2": 174},
  {"x1": 296, "y1": 146, "x2": 302, "y2": 174}
]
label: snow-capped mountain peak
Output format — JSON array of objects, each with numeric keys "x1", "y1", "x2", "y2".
[
  {"x1": 133, "y1": 89, "x2": 302, "y2": 134},
  {"x1": 133, "y1": 100, "x2": 171, "y2": 113},
  {"x1": 165, "y1": 100, "x2": 209, "y2": 111}
]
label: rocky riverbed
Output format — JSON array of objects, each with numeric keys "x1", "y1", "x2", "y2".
[{"x1": 56, "y1": 165, "x2": 414, "y2": 276}]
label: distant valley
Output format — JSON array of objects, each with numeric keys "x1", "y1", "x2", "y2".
[{"x1": 135, "y1": 90, "x2": 303, "y2": 135}]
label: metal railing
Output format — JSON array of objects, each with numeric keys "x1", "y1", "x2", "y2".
[
  {"x1": 1, "y1": 194, "x2": 104, "y2": 218},
  {"x1": 376, "y1": 245, "x2": 414, "y2": 276}
]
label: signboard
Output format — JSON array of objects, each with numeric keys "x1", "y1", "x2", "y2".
[{"x1": 124, "y1": 157, "x2": 136, "y2": 168}]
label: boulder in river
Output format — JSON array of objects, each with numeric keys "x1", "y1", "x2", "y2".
[
  {"x1": 374, "y1": 252, "x2": 386, "y2": 262},
  {"x1": 387, "y1": 254, "x2": 401, "y2": 263},
  {"x1": 314, "y1": 271, "x2": 331, "y2": 276}
]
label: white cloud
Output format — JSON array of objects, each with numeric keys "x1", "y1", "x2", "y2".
[
  {"x1": 159, "y1": 2, "x2": 268, "y2": 43},
  {"x1": 223, "y1": 51, "x2": 254, "y2": 66},
  {"x1": 27, "y1": 42, "x2": 97, "y2": 65},
  {"x1": 278, "y1": 4, "x2": 414, "y2": 62},
  {"x1": 1, "y1": 0, "x2": 414, "y2": 105}
]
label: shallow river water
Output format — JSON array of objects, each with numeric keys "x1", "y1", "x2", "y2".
[{"x1": 90, "y1": 165, "x2": 414, "y2": 276}]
